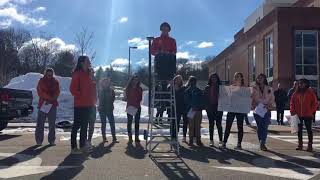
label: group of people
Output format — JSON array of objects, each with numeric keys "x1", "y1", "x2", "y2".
[{"x1": 34, "y1": 22, "x2": 318, "y2": 155}]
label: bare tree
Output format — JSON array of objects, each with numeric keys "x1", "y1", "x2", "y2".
[{"x1": 74, "y1": 26, "x2": 96, "y2": 61}]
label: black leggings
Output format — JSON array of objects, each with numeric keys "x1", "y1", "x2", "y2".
[
  {"x1": 127, "y1": 108, "x2": 141, "y2": 138},
  {"x1": 298, "y1": 117, "x2": 313, "y2": 145},
  {"x1": 277, "y1": 110, "x2": 284, "y2": 124},
  {"x1": 206, "y1": 111, "x2": 223, "y2": 141},
  {"x1": 171, "y1": 112, "x2": 188, "y2": 138},
  {"x1": 71, "y1": 107, "x2": 91, "y2": 149},
  {"x1": 223, "y1": 112, "x2": 245, "y2": 144}
]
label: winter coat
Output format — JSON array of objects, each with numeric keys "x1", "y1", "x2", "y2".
[
  {"x1": 184, "y1": 86, "x2": 204, "y2": 111},
  {"x1": 70, "y1": 70, "x2": 97, "y2": 107},
  {"x1": 290, "y1": 88, "x2": 318, "y2": 118},
  {"x1": 37, "y1": 76, "x2": 60, "y2": 108},
  {"x1": 274, "y1": 88, "x2": 287, "y2": 110},
  {"x1": 98, "y1": 87, "x2": 115, "y2": 113},
  {"x1": 125, "y1": 86, "x2": 143, "y2": 108},
  {"x1": 203, "y1": 85, "x2": 219, "y2": 112},
  {"x1": 251, "y1": 85, "x2": 275, "y2": 111}
]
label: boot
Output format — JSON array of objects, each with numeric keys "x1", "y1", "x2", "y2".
[
  {"x1": 296, "y1": 141, "x2": 303, "y2": 151},
  {"x1": 135, "y1": 136, "x2": 140, "y2": 143},
  {"x1": 307, "y1": 144, "x2": 313, "y2": 152},
  {"x1": 128, "y1": 134, "x2": 133, "y2": 143},
  {"x1": 189, "y1": 138, "x2": 194, "y2": 146},
  {"x1": 260, "y1": 144, "x2": 268, "y2": 151},
  {"x1": 196, "y1": 138, "x2": 203, "y2": 147}
]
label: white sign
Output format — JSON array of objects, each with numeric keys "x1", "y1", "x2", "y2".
[
  {"x1": 187, "y1": 109, "x2": 196, "y2": 119},
  {"x1": 40, "y1": 102, "x2": 52, "y2": 114},
  {"x1": 126, "y1": 106, "x2": 138, "y2": 116},
  {"x1": 218, "y1": 85, "x2": 251, "y2": 114},
  {"x1": 255, "y1": 103, "x2": 267, "y2": 118}
]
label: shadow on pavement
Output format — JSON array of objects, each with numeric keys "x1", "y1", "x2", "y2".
[
  {"x1": 125, "y1": 142, "x2": 147, "y2": 159},
  {"x1": 0, "y1": 145, "x2": 50, "y2": 169},
  {"x1": 90, "y1": 142, "x2": 115, "y2": 159},
  {"x1": 151, "y1": 156, "x2": 200, "y2": 180},
  {"x1": 0, "y1": 134, "x2": 21, "y2": 141}
]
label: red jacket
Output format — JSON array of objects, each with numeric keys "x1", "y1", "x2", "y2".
[
  {"x1": 70, "y1": 70, "x2": 97, "y2": 107},
  {"x1": 290, "y1": 88, "x2": 318, "y2": 118},
  {"x1": 37, "y1": 76, "x2": 60, "y2": 108},
  {"x1": 126, "y1": 87, "x2": 143, "y2": 108},
  {"x1": 151, "y1": 34, "x2": 177, "y2": 55}
]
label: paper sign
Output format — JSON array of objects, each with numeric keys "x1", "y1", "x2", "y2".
[
  {"x1": 126, "y1": 106, "x2": 138, "y2": 116},
  {"x1": 40, "y1": 102, "x2": 52, "y2": 114},
  {"x1": 187, "y1": 109, "x2": 196, "y2": 119},
  {"x1": 218, "y1": 85, "x2": 251, "y2": 114},
  {"x1": 254, "y1": 103, "x2": 267, "y2": 118}
]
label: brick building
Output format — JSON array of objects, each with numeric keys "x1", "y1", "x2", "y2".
[{"x1": 208, "y1": 0, "x2": 320, "y2": 95}]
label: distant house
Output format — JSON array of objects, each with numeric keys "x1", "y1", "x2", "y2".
[{"x1": 208, "y1": 0, "x2": 320, "y2": 96}]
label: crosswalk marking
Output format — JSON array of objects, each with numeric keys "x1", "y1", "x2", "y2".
[{"x1": 270, "y1": 135, "x2": 320, "y2": 149}]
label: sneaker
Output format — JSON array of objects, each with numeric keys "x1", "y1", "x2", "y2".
[
  {"x1": 209, "y1": 140, "x2": 214, "y2": 147},
  {"x1": 71, "y1": 148, "x2": 82, "y2": 155},
  {"x1": 307, "y1": 145, "x2": 313, "y2": 152},
  {"x1": 49, "y1": 142, "x2": 56, "y2": 146},
  {"x1": 220, "y1": 142, "x2": 226, "y2": 149},
  {"x1": 182, "y1": 137, "x2": 187, "y2": 143},
  {"x1": 189, "y1": 139, "x2": 194, "y2": 146},
  {"x1": 296, "y1": 146, "x2": 303, "y2": 151},
  {"x1": 36, "y1": 143, "x2": 42, "y2": 146},
  {"x1": 135, "y1": 138, "x2": 141, "y2": 143},
  {"x1": 113, "y1": 138, "x2": 119, "y2": 143},
  {"x1": 234, "y1": 144, "x2": 242, "y2": 150},
  {"x1": 219, "y1": 141, "x2": 223, "y2": 147},
  {"x1": 260, "y1": 144, "x2": 268, "y2": 151},
  {"x1": 196, "y1": 140, "x2": 204, "y2": 147},
  {"x1": 102, "y1": 136, "x2": 108, "y2": 143}
]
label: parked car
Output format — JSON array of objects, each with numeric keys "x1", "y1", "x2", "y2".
[{"x1": 0, "y1": 88, "x2": 33, "y2": 131}]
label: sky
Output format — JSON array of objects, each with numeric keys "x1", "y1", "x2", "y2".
[{"x1": 0, "y1": 0, "x2": 263, "y2": 71}]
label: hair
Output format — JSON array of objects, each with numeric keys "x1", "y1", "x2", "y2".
[
  {"x1": 208, "y1": 73, "x2": 221, "y2": 86},
  {"x1": 256, "y1": 73, "x2": 268, "y2": 86},
  {"x1": 186, "y1": 76, "x2": 197, "y2": 87},
  {"x1": 298, "y1": 78, "x2": 310, "y2": 89},
  {"x1": 173, "y1": 75, "x2": 183, "y2": 87},
  {"x1": 44, "y1": 68, "x2": 54, "y2": 75},
  {"x1": 160, "y1": 22, "x2": 171, "y2": 32},
  {"x1": 125, "y1": 75, "x2": 140, "y2": 91},
  {"x1": 73, "y1": 56, "x2": 89, "y2": 73},
  {"x1": 234, "y1": 72, "x2": 244, "y2": 86}
]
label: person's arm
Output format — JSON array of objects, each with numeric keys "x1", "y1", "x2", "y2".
[
  {"x1": 311, "y1": 91, "x2": 319, "y2": 113},
  {"x1": 112, "y1": 89, "x2": 116, "y2": 103},
  {"x1": 290, "y1": 93, "x2": 296, "y2": 115},
  {"x1": 172, "y1": 39, "x2": 177, "y2": 54},
  {"x1": 150, "y1": 38, "x2": 159, "y2": 56},
  {"x1": 70, "y1": 73, "x2": 81, "y2": 97},
  {"x1": 52, "y1": 80, "x2": 60, "y2": 100}
]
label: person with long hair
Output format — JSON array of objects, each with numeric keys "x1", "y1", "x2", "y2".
[
  {"x1": 35, "y1": 68, "x2": 60, "y2": 146},
  {"x1": 184, "y1": 76, "x2": 204, "y2": 146},
  {"x1": 221, "y1": 72, "x2": 247, "y2": 150},
  {"x1": 125, "y1": 75, "x2": 143, "y2": 143},
  {"x1": 203, "y1": 73, "x2": 223, "y2": 147},
  {"x1": 69, "y1": 56, "x2": 97, "y2": 154},
  {"x1": 170, "y1": 75, "x2": 188, "y2": 141},
  {"x1": 252, "y1": 73, "x2": 275, "y2": 151},
  {"x1": 290, "y1": 78, "x2": 318, "y2": 152},
  {"x1": 98, "y1": 77, "x2": 118, "y2": 143}
]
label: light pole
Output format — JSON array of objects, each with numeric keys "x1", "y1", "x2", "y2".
[
  {"x1": 146, "y1": 37, "x2": 154, "y2": 116},
  {"x1": 128, "y1": 46, "x2": 137, "y2": 77}
]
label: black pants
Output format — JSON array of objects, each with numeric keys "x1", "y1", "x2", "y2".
[
  {"x1": 313, "y1": 112, "x2": 316, "y2": 123},
  {"x1": 127, "y1": 107, "x2": 141, "y2": 139},
  {"x1": 206, "y1": 110, "x2": 223, "y2": 141},
  {"x1": 244, "y1": 114, "x2": 250, "y2": 125},
  {"x1": 71, "y1": 107, "x2": 91, "y2": 149},
  {"x1": 277, "y1": 109, "x2": 284, "y2": 124},
  {"x1": 298, "y1": 117, "x2": 313, "y2": 146},
  {"x1": 154, "y1": 53, "x2": 176, "y2": 81},
  {"x1": 223, "y1": 112, "x2": 245, "y2": 144},
  {"x1": 171, "y1": 112, "x2": 188, "y2": 138}
]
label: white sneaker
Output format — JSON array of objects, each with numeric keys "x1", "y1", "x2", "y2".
[
  {"x1": 209, "y1": 140, "x2": 214, "y2": 147},
  {"x1": 182, "y1": 137, "x2": 187, "y2": 143},
  {"x1": 71, "y1": 148, "x2": 82, "y2": 155}
]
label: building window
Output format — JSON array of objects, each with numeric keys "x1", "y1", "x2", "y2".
[
  {"x1": 295, "y1": 30, "x2": 319, "y2": 95},
  {"x1": 248, "y1": 45, "x2": 256, "y2": 82},
  {"x1": 264, "y1": 34, "x2": 273, "y2": 78}
]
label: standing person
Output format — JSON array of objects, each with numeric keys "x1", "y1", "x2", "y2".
[
  {"x1": 221, "y1": 72, "x2": 247, "y2": 150},
  {"x1": 98, "y1": 77, "x2": 118, "y2": 143},
  {"x1": 35, "y1": 68, "x2": 60, "y2": 146},
  {"x1": 184, "y1": 76, "x2": 204, "y2": 146},
  {"x1": 170, "y1": 75, "x2": 187, "y2": 141},
  {"x1": 288, "y1": 80, "x2": 298, "y2": 104},
  {"x1": 70, "y1": 56, "x2": 97, "y2": 154},
  {"x1": 274, "y1": 83, "x2": 287, "y2": 125},
  {"x1": 290, "y1": 79, "x2": 318, "y2": 152},
  {"x1": 252, "y1": 73, "x2": 275, "y2": 151},
  {"x1": 151, "y1": 22, "x2": 177, "y2": 89},
  {"x1": 203, "y1": 73, "x2": 223, "y2": 147},
  {"x1": 87, "y1": 67, "x2": 97, "y2": 149},
  {"x1": 125, "y1": 75, "x2": 143, "y2": 143}
]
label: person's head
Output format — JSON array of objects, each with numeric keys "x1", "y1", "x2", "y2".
[
  {"x1": 256, "y1": 73, "x2": 268, "y2": 86},
  {"x1": 74, "y1": 56, "x2": 90, "y2": 72},
  {"x1": 44, "y1": 68, "x2": 54, "y2": 79},
  {"x1": 173, "y1": 75, "x2": 183, "y2": 87},
  {"x1": 187, "y1": 76, "x2": 197, "y2": 87},
  {"x1": 293, "y1": 80, "x2": 298, "y2": 89},
  {"x1": 234, "y1": 72, "x2": 244, "y2": 86},
  {"x1": 297, "y1": 78, "x2": 310, "y2": 92},
  {"x1": 160, "y1": 22, "x2": 171, "y2": 35},
  {"x1": 100, "y1": 77, "x2": 111, "y2": 89},
  {"x1": 126, "y1": 75, "x2": 140, "y2": 89},
  {"x1": 208, "y1": 73, "x2": 221, "y2": 86}
]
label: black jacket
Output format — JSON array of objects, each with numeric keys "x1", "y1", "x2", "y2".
[
  {"x1": 203, "y1": 85, "x2": 220, "y2": 112},
  {"x1": 274, "y1": 88, "x2": 287, "y2": 110},
  {"x1": 175, "y1": 86, "x2": 187, "y2": 114},
  {"x1": 98, "y1": 87, "x2": 115, "y2": 113}
]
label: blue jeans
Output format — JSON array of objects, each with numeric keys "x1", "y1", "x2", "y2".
[
  {"x1": 99, "y1": 111, "x2": 116, "y2": 139},
  {"x1": 254, "y1": 112, "x2": 271, "y2": 145}
]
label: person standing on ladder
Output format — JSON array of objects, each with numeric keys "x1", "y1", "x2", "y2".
[{"x1": 151, "y1": 22, "x2": 177, "y2": 88}]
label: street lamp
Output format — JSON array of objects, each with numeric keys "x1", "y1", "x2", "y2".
[{"x1": 128, "y1": 46, "x2": 137, "y2": 77}]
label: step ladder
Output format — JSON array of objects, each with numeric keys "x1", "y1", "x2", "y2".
[{"x1": 145, "y1": 75, "x2": 180, "y2": 158}]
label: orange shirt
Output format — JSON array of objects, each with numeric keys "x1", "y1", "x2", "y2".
[{"x1": 151, "y1": 34, "x2": 177, "y2": 55}]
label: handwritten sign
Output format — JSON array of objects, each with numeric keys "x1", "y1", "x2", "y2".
[{"x1": 218, "y1": 85, "x2": 252, "y2": 114}]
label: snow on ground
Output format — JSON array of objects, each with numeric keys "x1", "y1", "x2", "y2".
[{"x1": 4, "y1": 73, "x2": 320, "y2": 125}]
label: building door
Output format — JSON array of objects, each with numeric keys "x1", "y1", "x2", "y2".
[{"x1": 294, "y1": 30, "x2": 319, "y2": 97}]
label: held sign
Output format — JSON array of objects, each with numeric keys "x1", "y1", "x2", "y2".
[{"x1": 217, "y1": 85, "x2": 252, "y2": 114}]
